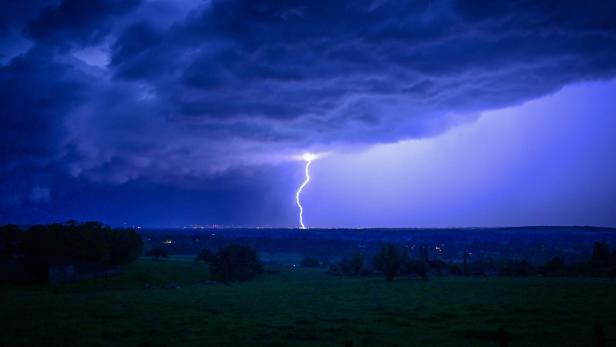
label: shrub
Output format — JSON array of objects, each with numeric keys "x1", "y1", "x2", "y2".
[
  {"x1": 209, "y1": 245, "x2": 263, "y2": 283},
  {"x1": 591, "y1": 241, "x2": 610, "y2": 266},
  {"x1": 373, "y1": 244, "x2": 408, "y2": 281},
  {"x1": 196, "y1": 249, "x2": 216, "y2": 262},
  {"x1": 335, "y1": 252, "x2": 365, "y2": 276}
]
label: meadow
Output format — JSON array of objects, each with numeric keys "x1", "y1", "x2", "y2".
[{"x1": 1, "y1": 259, "x2": 615, "y2": 347}]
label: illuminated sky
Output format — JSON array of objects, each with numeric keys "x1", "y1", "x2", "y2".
[{"x1": 1, "y1": 0, "x2": 615, "y2": 227}]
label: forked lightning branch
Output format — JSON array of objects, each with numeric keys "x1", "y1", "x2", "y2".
[{"x1": 295, "y1": 153, "x2": 316, "y2": 229}]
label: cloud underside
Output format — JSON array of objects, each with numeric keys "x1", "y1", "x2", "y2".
[{"x1": 2, "y1": 0, "x2": 616, "y2": 185}]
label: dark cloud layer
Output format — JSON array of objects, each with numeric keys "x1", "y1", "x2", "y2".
[
  {"x1": 1, "y1": 0, "x2": 616, "y2": 223},
  {"x1": 25, "y1": 0, "x2": 141, "y2": 47}
]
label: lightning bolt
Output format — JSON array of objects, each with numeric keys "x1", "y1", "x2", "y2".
[{"x1": 296, "y1": 153, "x2": 315, "y2": 229}]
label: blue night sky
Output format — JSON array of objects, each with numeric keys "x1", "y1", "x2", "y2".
[{"x1": 1, "y1": 0, "x2": 615, "y2": 227}]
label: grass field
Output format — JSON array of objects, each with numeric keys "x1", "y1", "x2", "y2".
[{"x1": 1, "y1": 259, "x2": 615, "y2": 347}]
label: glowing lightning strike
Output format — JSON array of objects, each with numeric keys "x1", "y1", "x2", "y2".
[{"x1": 296, "y1": 153, "x2": 316, "y2": 229}]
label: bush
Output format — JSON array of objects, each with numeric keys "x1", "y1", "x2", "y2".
[
  {"x1": 196, "y1": 249, "x2": 216, "y2": 262},
  {"x1": 145, "y1": 248, "x2": 168, "y2": 259},
  {"x1": 209, "y1": 245, "x2": 263, "y2": 283},
  {"x1": 373, "y1": 244, "x2": 408, "y2": 281},
  {"x1": 334, "y1": 252, "x2": 365, "y2": 276},
  {"x1": 591, "y1": 241, "x2": 610, "y2": 266}
]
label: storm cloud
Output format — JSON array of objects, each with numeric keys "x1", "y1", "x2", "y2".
[{"x1": 1, "y1": 0, "x2": 616, "y2": 223}]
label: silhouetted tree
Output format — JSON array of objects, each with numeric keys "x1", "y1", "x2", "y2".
[
  {"x1": 209, "y1": 245, "x2": 263, "y2": 283},
  {"x1": 145, "y1": 248, "x2": 167, "y2": 259},
  {"x1": 591, "y1": 241, "x2": 610, "y2": 266},
  {"x1": 419, "y1": 245, "x2": 429, "y2": 262},
  {"x1": 196, "y1": 249, "x2": 216, "y2": 262},
  {"x1": 339, "y1": 252, "x2": 365, "y2": 276},
  {"x1": 430, "y1": 259, "x2": 447, "y2": 276},
  {"x1": 9, "y1": 222, "x2": 142, "y2": 282},
  {"x1": 0, "y1": 224, "x2": 21, "y2": 261},
  {"x1": 0, "y1": 225, "x2": 23, "y2": 282},
  {"x1": 109, "y1": 228, "x2": 143, "y2": 265},
  {"x1": 406, "y1": 260, "x2": 429, "y2": 280},
  {"x1": 373, "y1": 244, "x2": 408, "y2": 281},
  {"x1": 584, "y1": 241, "x2": 616, "y2": 277}
]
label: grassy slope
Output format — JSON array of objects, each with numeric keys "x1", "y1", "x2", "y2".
[{"x1": 1, "y1": 259, "x2": 615, "y2": 347}]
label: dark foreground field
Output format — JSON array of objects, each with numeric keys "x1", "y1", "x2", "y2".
[{"x1": 1, "y1": 260, "x2": 615, "y2": 347}]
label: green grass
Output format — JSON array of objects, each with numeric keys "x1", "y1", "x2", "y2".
[{"x1": 1, "y1": 260, "x2": 615, "y2": 346}]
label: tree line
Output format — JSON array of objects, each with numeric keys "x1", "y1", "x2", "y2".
[
  {"x1": 321, "y1": 241, "x2": 616, "y2": 281},
  {"x1": 0, "y1": 222, "x2": 143, "y2": 282}
]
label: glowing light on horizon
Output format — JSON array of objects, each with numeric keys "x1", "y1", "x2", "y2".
[{"x1": 296, "y1": 152, "x2": 315, "y2": 229}]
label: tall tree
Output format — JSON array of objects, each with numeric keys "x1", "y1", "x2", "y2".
[{"x1": 373, "y1": 244, "x2": 409, "y2": 281}]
